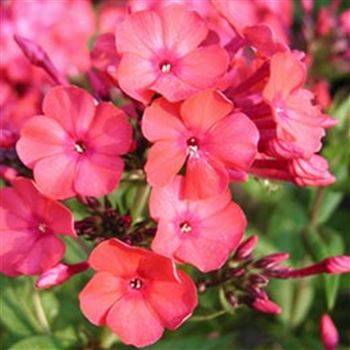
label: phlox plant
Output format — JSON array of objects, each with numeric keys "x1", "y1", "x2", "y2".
[{"x1": 1, "y1": 0, "x2": 349, "y2": 349}]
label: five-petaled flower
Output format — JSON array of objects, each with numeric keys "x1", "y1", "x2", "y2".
[
  {"x1": 0, "y1": 177, "x2": 76, "y2": 276},
  {"x1": 142, "y1": 89, "x2": 259, "y2": 199},
  {"x1": 16, "y1": 85, "x2": 132, "y2": 199},
  {"x1": 79, "y1": 239, "x2": 198, "y2": 348}
]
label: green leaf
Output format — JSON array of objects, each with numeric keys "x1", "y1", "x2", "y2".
[{"x1": 7, "y1": 335, "x2": 65, "y2": 350}]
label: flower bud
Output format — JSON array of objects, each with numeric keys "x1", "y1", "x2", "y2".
[
  {"x1": 234, "y1": 235, "x2": 259, "y2": 260},
  {"x1": 320, "y1": 314, "x2": 339, "y2": 350},
  {"x1": 323, "y1": 256, "x2": 350, "y2": 274},
  {"x1": 254, "y1": 253, "x2": 289, "y2": 269},
  {"x1": 0, "y1": 165, "x2": 18, "y2": 182},
  {"x1": 0, "y1": 129, "x2": 17, "y2": 149},
  {"x1": 36, "y1": 262, "x2": 89, "y2": 289},
  {"x1": 251, "y1": 297, "x2": 282, "y2": 314}
]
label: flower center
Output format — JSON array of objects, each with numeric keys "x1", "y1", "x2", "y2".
[
  {"x1": 179, "y1": 221, "x2": 192, "y2": 234},
  {"x1": 129, "y1": 278, "x2": 143, "y2": 290},
  {"x1": 186, "y1": 137, "x2": 199, "y2": 157},
  {"x1": 38, "y1": 223, "x2": 47, "y2": 233},
  {"x1": 74, "y1": 140, "x2": 86, "y2": 154},
  {"x1": 160, "y1": 62, "x2": 172, "y2": 73}
]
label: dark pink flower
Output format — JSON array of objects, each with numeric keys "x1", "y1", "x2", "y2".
[
  {"x1": 116, "y1": 5, "x2": 229, "y2": 103},
  {"x1": 142, "y1": 89, "x2": 259, "y2": 199},
  {"x1": 0, "y1": 178, "x2": 76, "y2": 276},
  {"x1": 17, "y1": 85, "x2": 132, "y2": 199},
  {"x1": 79, "y1": 239, "x2": 197, "y2": 348},
  {"x1": 150, "y1": 176, "x2": 246, "y2": 272},
  {"x1": 320, "y1": 314, "x2": 339, "y2": 350}
]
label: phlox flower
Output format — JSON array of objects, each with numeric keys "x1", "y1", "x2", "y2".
[
  {"x1": 150, "y1": 176, "x2": 246, "y2": 272},
  {"x1": 79, "y1": 239, "x2": 197, "y2": 348},
  {"x1": 142, "y1": 89, "x2": 259, "y2": 199},
  {"x1": 116, "y1": 5, "x2": 229, "y2": 104},
  {"x1": 262, "y1": 51, "x2": 336, "y2": 159},
  {"x1": 17, "y1": 85, "x2": 132, "y2": 199},
  {"x1": 0, "y1": 177, "x2": 75, "y2": 276}
]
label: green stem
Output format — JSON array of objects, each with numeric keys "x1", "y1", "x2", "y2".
[
  {"x1": 132, "y1": 183, "x2": 151, "y2": 224},
  {"x1": 33, "y1": 289, "x2": 51, "y2": 333},
  {"x1": 190, "y1": 310, "x2": 227, "y2": 322}
]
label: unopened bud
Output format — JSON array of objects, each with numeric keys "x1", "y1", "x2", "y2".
[
  {"x1": 0, "y1": 129, "x2": 17, "y2": 149},
  {"x1": 249, "y1": 273, "x2": 269, "y2": 286},
  {"x1": 234, "y1": 235, "x2": 259, "y2": 260},
  {"x1": 323, "y1": 256, "x2": 350, "y2": 274},
  {"x1": 320, "y1": 314, "x2": 339, "y2": 350},
  {"x1": 0, "y1": 165, "x2": 18, "y2": 182},
  {"x1": 251, "y1": 297, "x2": 282, "y2": 314},
  {"x1": 254, "y1": 253, "x2": 289, "y2": 269},
  {"x1": 14, "y1": 35, "x2": 68, "y2": 86},
  {"x1": 225, "y1": 291, "x2": 238, "y2": 307},
  {"x1": 36, "y1": 262, "x2": 89, "y2": 289}
]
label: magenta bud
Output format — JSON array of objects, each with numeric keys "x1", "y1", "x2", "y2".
[
  {"x1": 36, "y1": 262, "x2": 89, "y2": 289},
  {"x1": 254, "y1": 253, "x2": 289, "y2": 269},
  {"x1": 234, "y1": 235, "x2": 259, "y2": 260},
  {"x1": 320, "y1": 314, "x2": 339, "y2": 350},
  {"x1": 229, "y1": 267, "x2": 245, "y2": 278},
  {"x1": 14, "y1": 34, "x2": 68, "y2": 86},
  {"x1": 0, "y1": 129, "x2": 17, "y2": 149},
  {"x1": 251, "y1": 297, "x2": 282, "y2": 314},
  {"x1": 249, "y1": 274, "x2": 269, "y2": 286},
  {"x1": 324, "y1": 256, "x2": 350, "y2": 274},
  {"x1": 0, "y1": 165, "x2": 18, "y2": 182},
  {"x1": 225, "y1": 291, "x2": 238, "y2": 307}
]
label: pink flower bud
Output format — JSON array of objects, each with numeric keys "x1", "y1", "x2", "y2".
[
  {"x1": 0, "y1": 165, "x2": 18, "y2": 182},
  {"x1": 251, "y1": 297, "x2": 282, "y2": 314},
  {"x1": 36, "y1": 262, "x2": 89, "y2": 289},
  {"x1": 320, "y1": 314, "x2": 339, "y2": 350},
  {"x1": 0, "y1": 129, "x2": 17, "y2": 149},
  {"x1": 254, "y1": 253, "x2": 289, "y2": 269},
  {"x1": 14, "y1": 35, "x2": 68, "y2": 86},
  {"x1": 324, "y1": 256, "x2": 350, "y2": 274},
  {"x1": 234, "y1": 235, "x2": 259, "y2": 260},
  {"x1": 301, "y1": 0, "x2": 314, "y2": 14}
]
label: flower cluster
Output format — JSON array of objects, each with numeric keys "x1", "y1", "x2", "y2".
[{"x1": 0, "y1": 0, "x2": 349, "y2": 348}]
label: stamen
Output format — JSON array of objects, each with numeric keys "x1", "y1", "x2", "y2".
[
  {"x1": 180, "y1": 221, "x2": 192, "y2": 234},
  {"x1": 74, "y1": 141, "x2": 86, "y2": 154},
  {"x1": 186, "y1": 137, "x2": 199, "y2": 157},
  {"x1": 160, "y1": 62, "x2": 172, "y2": 73},
  {"x1": 129, "y1": 278, "x2": 143, "y2": 290},
  {"x1": 38, "y1": 223, "x2": 47, "y2": 233}
]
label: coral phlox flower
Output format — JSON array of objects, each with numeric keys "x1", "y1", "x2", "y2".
[
  {"x1": 79, "y1": 239, "x2": 197, "y2": 348},
  {"x1": 116, "y1": 5, "x2": 229, "y2": 104},
  {"x1": 261, "y1": 51, "x2": 336, "y2": 159},
  {"x1": 150, "y1": 176, "x2": 246, "y2": 272},
  {"x1": 0, "y1": 177, "x2": 76, "y2": 276},
  {"x1": 17, "y1": 85, "x2": 132, "y2": 199},
  {"x1": 142, "y1": 89, "x2": 259, "y2": 199}
]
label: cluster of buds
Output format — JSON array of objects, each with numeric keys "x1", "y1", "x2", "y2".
[{"x1": 199, "y1": 235, "x2": 350, "y2": 316}]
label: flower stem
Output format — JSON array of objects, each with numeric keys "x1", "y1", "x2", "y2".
[
  {"x1": 190, "y1": 309, "x2": 227, "y2": 322},
  {"x1": 32, "y1": 289, "x2": 51, "y2": 333}
]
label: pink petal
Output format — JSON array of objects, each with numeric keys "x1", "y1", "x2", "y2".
[
  {"x1": 16, "y1": 116, "x2": 67, "y2": 168},
  {"x1": 42, "y1": 86, "x2": 96, "y2": 138},
  {"x1": 175, "y1": 45, "x2": 229, "y2": 90},
  {"x1": 151, "y1": 219, "x2": 181, "y2": 258},
  {"x1": 106, "y1": 295, "x2": 164, "y2": 348},
  {"x1": 180, "y1": 90, "x2": 233, "y2": 134},
  {"x1": 150, "y1": 71, "x2": 199, "y2": 102},
  {"x1": 74, "y1": 154, "x2": 124, "y2": 197},
  {"x1": 116, "y1": 10, "x2": 163, "y2": 58},
  {"x1": 44, "y1": 200, "x2": 76, "y2": 237},
  {"x1": 145, "y1": 140, "x2": 187, "y2": 187},
  {"x1": 161, "y1": 5, "x2": 208, "y2": 57},
  {"x1": 149, "y1": 176, "x2": 188, "y2": 220},
  {"x1": 87, "y1": 102, "x2": 132, "y2": 156},
  {"x1": 16, "y1": 234, "x2": 65, "y2": 275},
  {"x1": 263, "y1": 52, "x2": 306, "y2": 101},
  {"x1": 206, "y1": 112, "x2": 259, "y2": 178},
  {"x1": 184, "y1": 154, "x2": 229, "y2": 199},
  {"x1": 79, "y1": 271, "x2": 126, "y2": 325},
  {"x1": 147, "y1": 270, "x2": 198, "y2": 330},
  {"x1": 33, "y1": 153, "x2": 77, "y2": 200},
  {"x1": 142, "y1": 98, "x2": 186, "y2": 142},
  {"x1": 0, "y1": 229, "x2": 34, "y2": 276},
  {"x1": 89, "y1": 239, "x2": 145, "y2": 277},
  {"x1": 117, "y1": 53, "x2": 158, "y2": 104}
]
